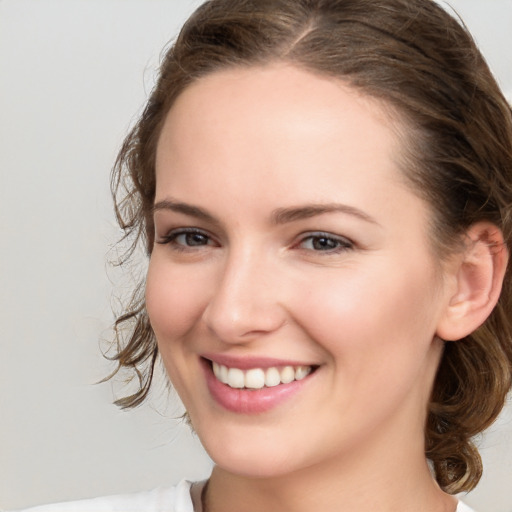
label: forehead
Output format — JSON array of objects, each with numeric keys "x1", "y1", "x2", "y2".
[{"x1": 155, "y1": 64, "x2": 406, "y2": 198}]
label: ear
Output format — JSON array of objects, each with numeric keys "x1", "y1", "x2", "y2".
[{"x1": 436, "y1": 222, "x2": 509, "y2": 341}]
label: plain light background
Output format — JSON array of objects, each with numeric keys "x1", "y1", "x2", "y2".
[{"x1": 1, "y1": 0, "x2": 511, "y2": 510}]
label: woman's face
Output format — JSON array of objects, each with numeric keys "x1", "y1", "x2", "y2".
[{"x1": 147, "y1": 65, "x2": 453, "y2": 478}]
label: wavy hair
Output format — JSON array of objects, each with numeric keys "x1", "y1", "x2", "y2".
[{"x1": 109, "y1": 0, "x2": 512, "y2": 493}]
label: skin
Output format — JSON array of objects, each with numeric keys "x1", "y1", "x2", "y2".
[{"x1": 146, "y1": 64, "x2": 458, "y2": 512}]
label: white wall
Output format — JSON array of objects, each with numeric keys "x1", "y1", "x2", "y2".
[{"x1": 1, "y1": 1, "x2": 511, "y2": 510}]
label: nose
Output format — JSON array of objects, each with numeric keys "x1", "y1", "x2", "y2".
[{"x1": 202, "y1": 248, "x2": 286, "y2": 343}]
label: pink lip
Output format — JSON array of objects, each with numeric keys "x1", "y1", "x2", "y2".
[{"x1": 200, "y1": 357, "x2": 315, "y2": 414}]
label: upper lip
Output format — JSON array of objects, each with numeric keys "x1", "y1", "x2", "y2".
[{"x1": 201, "y1": 353, "x2": 317, "y2": 370}]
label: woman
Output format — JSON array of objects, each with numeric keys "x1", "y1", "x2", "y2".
[{"x1": 20, "y1": 0, "x2": 512, "y2": 510}]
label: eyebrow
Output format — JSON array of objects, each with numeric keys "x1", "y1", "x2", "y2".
[
  {"x1": 152, "y1": 198, "x2": 379, "y2": 226},
  {"x1": 271, "y1": 203, "x2": 380, "y2": 226},
  {"x1": 152, "y1": 199, "x2": 219, "y2": 225}
]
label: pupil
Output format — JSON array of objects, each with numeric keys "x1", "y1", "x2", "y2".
[
  {"x1": 187, "y1": 233, "x2": 207, "y2": 246},
  {"x1": 313, "y1": 237, "x2": 336, "y2": 250}
]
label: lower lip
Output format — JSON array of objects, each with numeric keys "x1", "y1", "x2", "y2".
[{"x1": 202, "y1": 360, "x2": 313, "y2": 414}]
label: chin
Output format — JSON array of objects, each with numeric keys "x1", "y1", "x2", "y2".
[
  {"x1": 210, "y1": 450, "x2": 300, "y2": 479},
  {"x1": 191, "y1": 422, "x2": 302, "y2": 479}
]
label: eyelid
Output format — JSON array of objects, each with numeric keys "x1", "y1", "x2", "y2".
[
  {"x1": 294, "y1": 231, "x2": 355, "y2": 252},
  {"x1": 156, "y1": 227, "x2": 219, "y2": 247}
]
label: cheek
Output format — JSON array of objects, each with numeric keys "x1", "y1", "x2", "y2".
[
  {"x1": 291, "y1": 265, "x2": 443, "y2": 423},
  {"x1": 145, "y1": 256, "x2": 214, "y2": 401},
  {"x1": 291, "y1": 262, "x2": 441, "y2": 366},
  {"x1": 145, "y1": 255, "x2": 209, "y2": 340}
]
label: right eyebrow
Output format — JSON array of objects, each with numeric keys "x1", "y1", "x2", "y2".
[
  {"x1": 152, "y1": 198, "x2": 220, "y2": 226},
  {"x1": 271, "y1": 203, "x2": 380, "y2": 226}
]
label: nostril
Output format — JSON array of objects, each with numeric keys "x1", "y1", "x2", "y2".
[{"x1": 202, "y1": 301, "x2": 287, "y2": 343}]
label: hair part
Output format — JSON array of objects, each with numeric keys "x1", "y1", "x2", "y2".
[{"x1": 109, "y1": 0, "x2": 512, "y2": 493}]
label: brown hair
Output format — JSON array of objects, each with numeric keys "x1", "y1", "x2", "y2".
[{"x1": 109, "y1": 0, "x2": 512, "y2": 494}]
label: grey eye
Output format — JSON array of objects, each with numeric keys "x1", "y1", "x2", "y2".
[
  {"x1": 299, "y1": 233, "x2": 353, "y2": 252},
  {"x1": 310, "y1": 236, "x2": 340, "y2": 251},
  {"x1": 176, "y1": 232, "x2": 211, "y2": 246}
]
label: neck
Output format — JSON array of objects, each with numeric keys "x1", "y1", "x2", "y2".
[{"x1": 203, "y1": 430, "x2": 456, "y2": 512}]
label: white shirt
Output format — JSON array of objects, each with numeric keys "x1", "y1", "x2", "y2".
[{"x1": 13, "y1": 480, "x2": 477, "y2": 512}]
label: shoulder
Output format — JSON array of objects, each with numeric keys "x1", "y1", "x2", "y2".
[
  {"x1": 457, "y1": 501, "x2": 477, "y2": 512},
  {"x1": 10, "y1": 480, "x2": 194, "y2": 512}
]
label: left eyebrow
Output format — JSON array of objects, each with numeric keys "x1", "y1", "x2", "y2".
[
  {"x1": 271, "y1": 203, "x2": 380, "y2": 226},
  {"x1": 152, "y1": 199, "x2": 217, "y2": 222}
]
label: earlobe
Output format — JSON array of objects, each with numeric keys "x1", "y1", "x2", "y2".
[{"x1": 436, "y1": 222, "x2": 509, "y2": 341}]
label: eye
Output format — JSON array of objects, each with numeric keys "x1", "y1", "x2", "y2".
[
  {"x1": 156, "y1": 228, "x2": 216, "y2": 249},
  {"x1": 297, "y1": 232, "x2": 353, "y2": 253}
]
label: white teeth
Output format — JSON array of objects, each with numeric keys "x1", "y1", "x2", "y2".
[
  {"x1": 219, "y1": 364, "x2": 229, "y2": 384},
  {"x1": 280, "y1": 366, "x2": 295, "y2": 384},
  {"x1": 211, "y1": 361, "x2": 313, "y2": 389},
  {"x1": 227, "y1": 368, "x2": 245, "y2": 388},
  {"x1": 213, "y1": 362, "x2": 221, "y2": 379},
  {"x1": 244, "y1": 368, "x2": 266, "y2": 389},
  {"x1": 295, "y1": 366, "x2": 310, "y2": 380},
  {"x1": 265, "y1": 367, "x2": 281, "y2": 387}
]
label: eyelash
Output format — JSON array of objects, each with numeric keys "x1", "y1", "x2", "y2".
[
  {"x1": 295, "y1": 232, "x2": 354, "y2": 253},
  {"x1": 156, "y1": 229, "x2": 354, "y2": 254},
  {"x1": 156, "y1": 228, "x2": 217, "y2": 251}
]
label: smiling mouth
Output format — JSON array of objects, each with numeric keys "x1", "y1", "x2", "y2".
[{"x1": 211, "y1": 361, "x2": 316, "y2": 390}]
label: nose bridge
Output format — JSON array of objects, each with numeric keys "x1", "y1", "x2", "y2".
[{"x1": 203, "y1": 244, "x2": 284, "y2": 342}]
